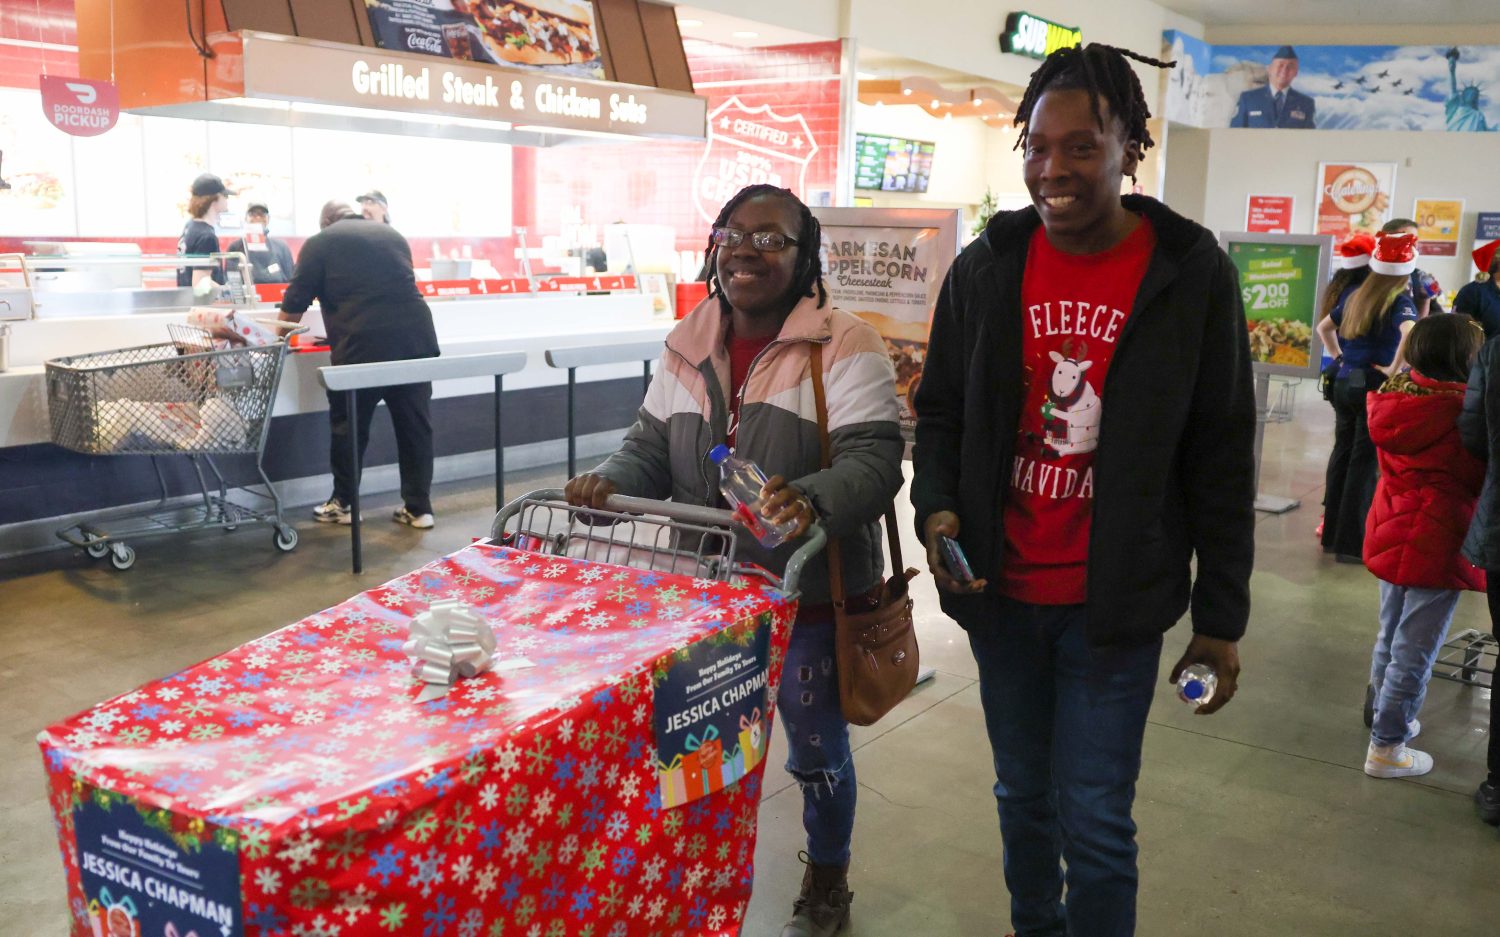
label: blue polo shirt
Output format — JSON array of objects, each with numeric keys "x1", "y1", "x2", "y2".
[
  {"x1": 1330, "y1": 288, "x2": 1418, "y2": 376},
  {"x1": 1455, "y1": 280, "x2": 1500, "y2": 338}
]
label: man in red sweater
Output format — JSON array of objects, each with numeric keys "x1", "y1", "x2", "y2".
[{"x1": 912, "y1": 44, "x2": 1256, "y2": 936}]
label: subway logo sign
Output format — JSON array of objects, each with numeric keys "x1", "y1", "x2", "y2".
[{"x1": 1000, "y1": 12, "x2": 1082, "y2": 60}]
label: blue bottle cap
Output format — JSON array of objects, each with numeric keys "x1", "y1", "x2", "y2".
[
  {"x1": 1182, "y1": 679, "x2": 1206, "y2": 700},
  {"x1": 708, "y1": 444, "x2": 731, "y2": 464}
]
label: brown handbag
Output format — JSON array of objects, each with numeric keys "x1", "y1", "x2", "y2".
[{"x1": 809, "y1": 342, "x2": 922, "y2": 727}]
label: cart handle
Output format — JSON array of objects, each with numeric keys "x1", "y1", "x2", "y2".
[{"x1": 489, "y1": 488, "x2": 828, "y2": 596}]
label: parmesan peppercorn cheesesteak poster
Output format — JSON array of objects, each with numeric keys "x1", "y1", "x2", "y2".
[
  {"x1": 364, "y1": 0, "x2": 605, "y2": 78},
  {"x1": 813, "y1": 208, "x2": 960, "y2": 438}
]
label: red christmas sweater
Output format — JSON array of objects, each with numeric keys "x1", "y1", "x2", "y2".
[{"x1": 999, "y1": 219, "x2": 1156, "y2": 605}]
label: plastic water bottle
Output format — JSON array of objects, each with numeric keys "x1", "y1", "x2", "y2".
[
  {"x1": 709, "y1": 444, "x2": 799, "y2": 548},
  {"x1": 1177, "y1": 664, "x2": 1217, "y2": 706}
]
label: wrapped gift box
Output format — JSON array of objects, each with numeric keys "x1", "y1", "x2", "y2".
[{"x1": 40, "y1": 544, "x2": 794, "y2": 937}]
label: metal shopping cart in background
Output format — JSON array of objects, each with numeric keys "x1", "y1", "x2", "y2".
[
  {"x1": 45, "y1": 324, "x2": 305, "y2": 569},
  {"x1": 490, "y1": 487, "x2": 825, "y2": 596}
]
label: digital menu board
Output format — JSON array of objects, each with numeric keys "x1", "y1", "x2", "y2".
[{"x1": 854, "y1": 134, "x2": 936, "y2": 193}]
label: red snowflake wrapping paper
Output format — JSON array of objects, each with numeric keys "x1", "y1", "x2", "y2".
[{"x1": 39, "y1": 543, "x2": 796, "y2": 937}]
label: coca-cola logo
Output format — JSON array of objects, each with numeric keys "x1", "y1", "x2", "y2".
[{"x1": 407, "y1": 33, "x2": 444, "y2": 54}]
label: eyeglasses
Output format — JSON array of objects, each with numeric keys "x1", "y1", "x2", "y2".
[{"x1": 711, "y1": 227, "x2": 799, "y2": 252}]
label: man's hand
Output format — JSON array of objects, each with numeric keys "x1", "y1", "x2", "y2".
[
  {"x1": 564, "y1": 473, "x2": 618, "y2": 509},
  {"x1": 923, "y1": 511, "x2": 987, "y2": 594},
  {"x1": 1168, "y1": 634, "x2": 1241, "y2": 715},
  {"x1": 760, "y1": 476, "x2": 816, "y2": 539}
]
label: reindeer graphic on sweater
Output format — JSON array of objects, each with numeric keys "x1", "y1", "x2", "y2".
[{"x1": 1041, "y1": 337, "x2": 1101, "y2": 458}]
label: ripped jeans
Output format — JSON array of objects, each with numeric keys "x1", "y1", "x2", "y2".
[{"x1": 776, "y1": 613, "x2": 856, "y2": 866}]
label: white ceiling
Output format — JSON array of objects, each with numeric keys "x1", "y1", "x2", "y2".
[
  {"x1": 1158, "y1": 0, "x2": 1497, "y2": 26},
  {"x1": 669, "y1": 6, "x2": 825, "y2": 49}
]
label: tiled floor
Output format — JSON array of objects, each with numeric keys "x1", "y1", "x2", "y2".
[{"x1": 2, "y1": 390, "x2": 1496, "y2": 935}]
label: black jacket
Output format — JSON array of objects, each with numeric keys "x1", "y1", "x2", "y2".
[
  {"x1": 280, "y1": 218, "x2": 439, "y2": 366},
  {"x1": 910, "y1": 195, "x2": 1257, "y2": 648},
  {"x1": 1460, "y1": 338, "x2": 1500, "y2": 569}
]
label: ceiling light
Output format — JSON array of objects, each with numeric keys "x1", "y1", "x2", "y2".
[
  {"x1": 874, "y1": 100, "x2": 884, "y2": 108},
  {"x1": 931, "y1": 99, "x2": 942, "y2": 108},
  {"x1": 676, "y1": 18, "x2": 702, "y2": 27},
  {"x1": 732, "y1": 31, "x2": 759, "y2": 38},
  {"x1": 901, "y1": 88, "x2": 912, "y2": 96},
  {"x1": 943, "y1": 113, "x2": 952, "y2": 121},
  {"x1": 856, "y1": 71, "x2": 876, "y2": 80},
  {"x1": 974, "y1": 98, "x2": 986, "y2": 106}
]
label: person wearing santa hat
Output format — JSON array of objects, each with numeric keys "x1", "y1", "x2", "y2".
[
  {"x1": 1454, "y1": 238, "x2": 1500, "y2": 338},
  {"x1": 1315, "y1": 231, "x2": 1421, "y2": 562},
  {"x1": 1316, "y1": 234, "x2": 1377, "y2": 541}
]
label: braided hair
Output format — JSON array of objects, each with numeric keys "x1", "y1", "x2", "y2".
[
  {"x1": 705, "y1": 184, "x2": 828, "y2": 311},
  {"x1": 1013, "y1": 43, "x2": 1174, "y2": 183}
]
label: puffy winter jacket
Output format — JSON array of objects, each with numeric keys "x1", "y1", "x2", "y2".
[
  {"x1": 589, "y1": 292, "x2": 904, "y2": 605},
  {"x1": 1364, "y1": 370, "x2": 1486, "y2": 591}
]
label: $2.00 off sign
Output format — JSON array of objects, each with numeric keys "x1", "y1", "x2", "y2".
[
  {"x1": 1228, "y1": 240, "x2": 1323, "y2": 370},
  {"x1": 693, "y1": 98, "x2": 819, "y2": 224}
]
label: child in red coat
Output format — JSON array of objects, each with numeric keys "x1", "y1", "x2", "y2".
[{"x1": 1362, "y1": 314, "x2": 1487, "y2": 778}]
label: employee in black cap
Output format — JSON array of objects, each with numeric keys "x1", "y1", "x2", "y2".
[
  {"x1": 1231, "y1": 46, "x2": 1316, "y2": 129},
  {"x1": 357, "y1": 189, "x2": 391, "y2": 225},
  {"x1": 226, "y1": 203, "x2": 297, "y2": 284},
  {"x1": 279, "y1": 200, "x2": 441, "y2": 530},
  {"x1": 178, "y1": 173, "x2": 233, "y2": 288}
]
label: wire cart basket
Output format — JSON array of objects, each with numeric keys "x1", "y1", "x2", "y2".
[
  {"x1": 490, "y1": 488, "x2": 825, "y2": 597},
  {"x1": 45, "y1": 324, "x2": 305, "y2": 569},
  {"x1": 1431, "y1": 628, "x2": 1496, "y2": 688}
]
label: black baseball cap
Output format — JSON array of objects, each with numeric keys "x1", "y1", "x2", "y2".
[
  {"x1": 356, "y1": 189, "x2": 388, "y2": 206},
  {"x1": 190, "y1": 173, "x2": 234, "y2": 197},
  {"x1": 246, "y1": 202, "x2": 270, "y2": 215}
]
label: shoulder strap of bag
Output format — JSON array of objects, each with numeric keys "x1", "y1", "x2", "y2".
[{"x1": 809, "y1": 342, "x2": 904, "y2": 609}]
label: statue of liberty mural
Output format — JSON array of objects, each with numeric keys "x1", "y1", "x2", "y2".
[{"x1": 1446, "y1": 47, "x2": 1495, "y2": 132}]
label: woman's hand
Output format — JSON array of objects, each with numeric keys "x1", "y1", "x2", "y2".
[
  {"x1": 760, "y1": 476, "x2": 817, "y2": 539},
  {"x1": 564, "y1": 473, "x2": 617, "y2": 509}
]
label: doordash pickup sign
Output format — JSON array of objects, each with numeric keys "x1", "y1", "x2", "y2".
[{"x1": 39, "y1": 75, "x2": 119, "y2": 137}]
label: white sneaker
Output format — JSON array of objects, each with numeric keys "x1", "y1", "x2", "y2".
[
  {"x1": 1365, "y1": 741, "x2": 1434, "y2": 778},
  {"x1": 313, "y1": 498, "x2": 353, "y2": 525},
  {"x1": 393, "y1": 508, "x2": 435, "y2": 529}
]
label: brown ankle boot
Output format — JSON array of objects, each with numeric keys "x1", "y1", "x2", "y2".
[{"x1": 779, "y1": 851, "x2": 852, "y2": 937}]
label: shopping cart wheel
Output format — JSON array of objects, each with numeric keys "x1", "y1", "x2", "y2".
[
  {"x1": 109, "y1": 543, "x2": 136, "y2": 571},
  {"x1": 274, "y1": 526, "x2": 299, "y2": 552},
  {"x1": 85, "y1": 539, "x2": 111, "y2": 559},
  {"x1": 1462, "y1": 646, "x2": 1481, "y2": 683}
]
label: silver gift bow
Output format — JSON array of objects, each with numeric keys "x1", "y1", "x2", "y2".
[{"x1": 403, "y1": 599, "x2": 497, "y2": 703}]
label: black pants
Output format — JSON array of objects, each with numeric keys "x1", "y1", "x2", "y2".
[
  {"x1": 1322, "y1": 372, "x2": 1380, "y2": 557},
  {"x1": 1485, "y1": 572, "x2": 1500, "y2": 785},
  {"x1": 327, "y1": 382, "x2": 434, "y2": 515}
]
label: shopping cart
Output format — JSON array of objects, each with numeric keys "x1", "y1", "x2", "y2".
[
  {"x1": 45, "y1": 323, "x2": 305, "y2": 569},
  {"x1": 490, "y1": 487, "x2": 825, "y2": 596}
]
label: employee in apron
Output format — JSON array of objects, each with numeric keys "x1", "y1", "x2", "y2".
[{"x1": 225, "y1": 203, "x2": 297, "y2": 284}]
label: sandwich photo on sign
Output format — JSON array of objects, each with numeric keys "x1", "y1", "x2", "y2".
[{"x1": 364, "y1": 0, "x2": 605, "y2": 77}]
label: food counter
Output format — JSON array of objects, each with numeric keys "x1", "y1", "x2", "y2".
[{"x1": 0, "y1": 289, "x2": 674, "y2": 555}]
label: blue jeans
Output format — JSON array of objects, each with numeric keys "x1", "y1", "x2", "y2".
[
  {"x1": 776, "y1": 615, "x2": 856, "y2": 866},
  {"x1": 1369, "y1": 580, "x2": 1460, "y2": 747},
  {"x1": 969, "y1": 600, "x2": 1162, "y2": 937}
]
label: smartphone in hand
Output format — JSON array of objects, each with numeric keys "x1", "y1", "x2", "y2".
[{"x1": 938, "y1": 535, "x2": 975, "y2": 582}]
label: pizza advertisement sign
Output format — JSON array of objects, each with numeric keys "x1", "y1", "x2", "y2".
[
  {"x1": 364, "y1": 0, "x2": 605, "y2": 78},
  {"x1": 1314, "y1": 162, "x2": 1397, "y2": 240}
]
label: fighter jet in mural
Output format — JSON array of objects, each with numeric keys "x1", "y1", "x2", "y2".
[
  {"x1": 1378, "y1": 69, "x2": 1390, "y2": 78},
  {"x1": 1391, "y1": 78, "x2": 1403, "y2": 87},
  {"x1": 1355, "y1": 75, "x2": 1368, "y2": 85},
  {"x1": 1369, "y1": 85, "x2": 1381, "y2": 93},
  {"x1": 1333, "y1": 80, "x2": 1345, "y2": 89},
  {"x1": 1404, "y1": 88, "x2": 1415, "y2": 95}
]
